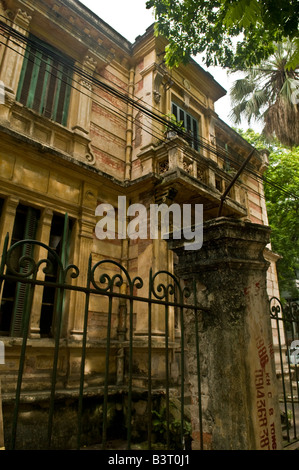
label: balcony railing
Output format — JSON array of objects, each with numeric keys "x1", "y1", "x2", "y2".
[{"x1": 137, "y1": 134, "x2": 248, "y2": 217}]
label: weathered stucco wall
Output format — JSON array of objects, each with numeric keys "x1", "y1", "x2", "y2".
[{"x1": 169, "y1": 218, "x2": 283, "y2": 450}]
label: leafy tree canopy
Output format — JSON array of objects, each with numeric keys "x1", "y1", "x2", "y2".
[
  {"x1": 237, "y1": 128, "x2": 299, "y2": 299},
  {"x1": 146, "y1": 0, "x2": 299, "y2": 69}
]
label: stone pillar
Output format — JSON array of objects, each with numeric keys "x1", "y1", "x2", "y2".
[
  {"x1": 0, "y1": 9, "x2": 32, "y2": 121},
  {"x1": 69, "y1": 198, "x2": 96, "y2": 340},
  {"x1": 29, "y1": 208, "x2": 53, "y2": 338},
  {"x1": 0, "y1": 379, "x2": 4, "y2": 450},
  {"x1": 70, "y1": 55, "x2": 97, "y2": 164},
  {"x1": 0, "y1": 196, "x2": 19, "y2": 253},
  {"x1": 169, "y1": 217, "x2": 283, "y2": 450}
]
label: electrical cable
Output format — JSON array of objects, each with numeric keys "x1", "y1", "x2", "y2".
[
  {"x1": 0, "y1": 16, "x2": 298, "y2": 202},
  {"x1": 0, "y1": 17, "x2": 172, "y2": 146},
  {"x1": 0, "y1": 33, "x2": 166, "y2": 143}
]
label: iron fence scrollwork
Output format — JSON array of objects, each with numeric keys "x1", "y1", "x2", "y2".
[
  {"x1": 270, "y1": 296, "x2": 299, "y2": 446},
  {"x1": 0, "y1": 225, "x2": 204, "y2": 450}
]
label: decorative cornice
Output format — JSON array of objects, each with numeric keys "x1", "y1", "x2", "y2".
[{"x1": 14, "y1": 8, "x2": 32, "y2": 28}]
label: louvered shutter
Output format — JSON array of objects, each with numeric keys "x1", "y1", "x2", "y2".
[
  {"x1": 16, "y1": 35, "x2": 73, "y2": 126},
  {"x1": 10, "y1": 207, "x2": 39, "y2": 337}
]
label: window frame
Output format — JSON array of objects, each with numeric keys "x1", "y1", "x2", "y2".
[
  {"x1": 171, "y1": 102, "x2": 200, "y2": 151},
  {"x1": 0, "y1": 204, "x2": 40, "y2": 337}
]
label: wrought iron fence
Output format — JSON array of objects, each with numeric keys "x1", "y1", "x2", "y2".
[
  {"x1": 270, "y1": 297, "x2": 299, "y2": 447},
  {"x1": 0, "y1": 228, "x2": 204, "y2": 450}
]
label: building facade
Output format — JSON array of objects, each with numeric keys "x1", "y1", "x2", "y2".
[{"x1": 0, "y1": 0, "x2": 282, "y2": 448}]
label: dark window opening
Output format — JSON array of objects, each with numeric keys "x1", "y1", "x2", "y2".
[
  {"x1": 0, "y1": 204, "x2": 40, "y2": 337},
  {"x1": 171, "y1": 102, "x2": 200, "y2": 151},
  {"x1": 215, "y1": 177, "x2": 222, "y2": 192}
]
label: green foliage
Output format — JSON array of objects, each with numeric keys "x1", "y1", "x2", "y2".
[
  {"x1": 229, "y1": 40, "x2": 299, "y2": 147},
  {"x1": 146, "y1": 0, "x2": 299, "y2": 69},
  {"x1": 236, "y1": 129, "x2": 299, "y2": 299},
  {"x1": 164, "y1": 113, "x2": 186, "y2": 133},
  {"x1": 152, "y1": 408, "x2": 191, "y2": 450}
]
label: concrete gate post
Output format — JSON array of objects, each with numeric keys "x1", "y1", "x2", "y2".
[
  {"x1": 0, "y1": 379, "x2": 4, "y2": 450},
  {"x1": 169, "y1": 218, "x2": 283, "y2": 450}
]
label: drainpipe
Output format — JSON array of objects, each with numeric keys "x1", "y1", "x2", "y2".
[
  {"x1": 218, "y1": 148, "x2": 256, "y2": 217},
  {"x1": 125, "y1": 67, "x2": 135, "y2": 181},
  {"x1": 0, "y1": 379, "x2": 4, "y2": 450},
  {"x1": 117, "y1": 200, "x2": 130, "y2": 385},
  {"x1": 117, "y1": 68, "x2": 134, "y2": 383}
]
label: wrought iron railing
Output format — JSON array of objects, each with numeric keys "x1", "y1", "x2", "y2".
[
  {"x1": 270, "y1": 297, "x2": 299, "y2": 447},
  {"x1": 0, "y1": 229, "x2": 204, "y2": 450}
]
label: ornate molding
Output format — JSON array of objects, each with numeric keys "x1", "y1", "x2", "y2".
[
  {"x1": 14, "y1": 8, "x2": 32, "y2": 28},
  {"x1": 85, "y1": 143, "x2": 96, "y2": 166},
  {"x1": 153, "y1": 63, "x2": 173, "y2": 104},
  {"x1": 83, "y1": 55, "x2": 97, "y2": 73}
]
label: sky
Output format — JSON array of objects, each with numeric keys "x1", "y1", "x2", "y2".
[{"x1": 80, "y1": 0, "x2": 259, "y2": 132}]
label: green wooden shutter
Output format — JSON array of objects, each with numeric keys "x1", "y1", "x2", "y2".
[
  {"x1": 16, "y1": 46, "x2": 31, "y2": 102},
  {"x1": 171, "y1": 102, "x2": 200, "y2": 151}
]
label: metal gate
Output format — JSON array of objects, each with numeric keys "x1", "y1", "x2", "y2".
[
  {"x1": 0, "y1": 231, "x2": 204, "y2": 450},
  {"x1": 269, "y1": 297, "x2": 299, "y2": 447}
]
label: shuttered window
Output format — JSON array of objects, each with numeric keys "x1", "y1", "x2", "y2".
[
  {"x1": 16, "y1": 35, "x2": 73, "y2": 126},
  {"x1": 171, "y1": 102, "x2": 200, "y2": 151},
  {"x1": 0, "y1": 207, "x2": 73, "y2": 338},
  {"x1": 0, "y1": 205, "x2": 40, "y2": 337}
]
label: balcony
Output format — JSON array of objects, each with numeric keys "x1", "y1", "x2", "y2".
[{"x1": 135, "y1": 134, "x2": 248, "y2": 219}]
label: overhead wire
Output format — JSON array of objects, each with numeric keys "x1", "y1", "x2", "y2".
[
  {"x1": 0, "y1": 32, "x2": 295, "y2": 204},
  {"x1": 0, "y1": 16, "x2": 170, "y2": 145},
  {"x1": 0, "y1": 16, "x2": 298, "y2": 202},
  {"x1": 0, "y1": 17, "x2": 171, "y2": 131},
  {"x1": 0, "y1": 25, "x2": 166, "y2": 144}
]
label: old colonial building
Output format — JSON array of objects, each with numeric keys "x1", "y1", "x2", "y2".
[{"x1": 0, "y1": 0, "x2": 283, "y2": 449}]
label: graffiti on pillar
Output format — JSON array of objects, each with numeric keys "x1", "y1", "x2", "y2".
[{"x1": 254, "y1": 335, "x2": 277, "y2": 450}]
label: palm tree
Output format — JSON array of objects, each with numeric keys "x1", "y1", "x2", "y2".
[{"x1": 229, "y1": 40, "x2": 299, "y2": 147}]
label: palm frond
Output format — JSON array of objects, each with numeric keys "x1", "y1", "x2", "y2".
[
  {"x1": 229, "y1": 101, "x2": 248, "y2": 124},
  {"x1": 280, "y1": 78, "x2": 299, "y2": 104},
  {"x1": 229, "y1": 38, "x2": 299, "y2": 146},
  {"x1": 230, "y1": 77, "x2": 256, "y2": 103},
  {"x1": 286, "y1": 38, "x2": 299, "y2": 70}
]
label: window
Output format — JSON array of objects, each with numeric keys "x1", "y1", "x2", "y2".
[
  {"x1": 40, "y1": 213, "x2": 73, "y2": 337},
  {"x1": 215, "y1": 177, "x2": 223, "y2": 192},
  {"x1": 16, "y1": 34, "x2": 73, "y2": 126},
  {"x1": 0, "y1": 207, "x2": 73, "y2": 338},
  {"x1": 171, "y1": 102, "x2": 200, "y2": 151},
  {"x1": 0, "y1": 204, "x2": 40, "y2": 336}
]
